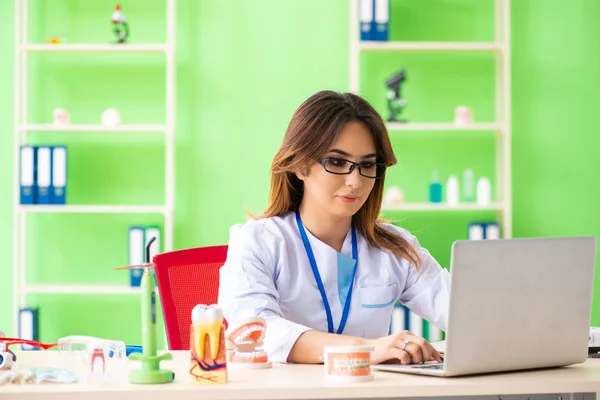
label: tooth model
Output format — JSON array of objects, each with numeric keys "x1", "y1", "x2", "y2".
[
  {"x1": 226, "y1": 317, "x2": 271, "y2": 369},
  {"x1": 190, "y1": 304, "x2": 228, "y2": 384}
]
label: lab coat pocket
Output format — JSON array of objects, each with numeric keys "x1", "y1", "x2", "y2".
[
  {"x1": 357, "y1": 284, "x2": 398, "y2": 338},
  {"x1": 358, "y1": 284, "x2": 397, "y2": 309}
]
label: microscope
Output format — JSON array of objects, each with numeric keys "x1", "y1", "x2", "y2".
[{"x1": 386, "y1": 68, "x2": 407, "y2": 122}]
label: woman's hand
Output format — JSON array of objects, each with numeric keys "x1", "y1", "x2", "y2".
[{"x1": 365, "y1": 331, "x2": 443, "y2": 365}]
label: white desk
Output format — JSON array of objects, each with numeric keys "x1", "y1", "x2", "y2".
[{"x1": 1, "y1": 350, "x2": 599, "y2": 400}]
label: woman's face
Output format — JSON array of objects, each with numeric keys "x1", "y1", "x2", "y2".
[{"x1": 298, "y1": 121, "x2": 378, "y2": 219}]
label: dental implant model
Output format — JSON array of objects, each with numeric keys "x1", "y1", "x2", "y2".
[
  {"x1": 226, "y1": 317, "x2": 271, "y2": 369},
  {"x1": 190, "y1": 304, "x2": 228, "y2": 384}
]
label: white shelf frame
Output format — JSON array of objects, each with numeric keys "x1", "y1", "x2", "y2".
[
  {"x1": 381, "y1": 202, "x2": 504, "y2": 212},
  {"x1": 18, "y1": 205, "x2": 168, "y2": 214},
  {"x1": 386, "y1": 122, "x2": 502, "y2": 132},
  {"x1": 349, "y1": 0, "x2": 512, "y2": 238},
  {"x1": 21, "y1": 44, "x2": 168, "y2": 53},
  {"x1": 21, "y1": 124, "x2": 167, "y2": 133},
  {"x1": 359, "y1": 41, "x2": 502, "y2": 52},
  {"x1": 12, "y1": 0, "x2": 177, "y2": 335},
  {"x1": 23, "y1": 284, "x2": 142, "y2": 295}
]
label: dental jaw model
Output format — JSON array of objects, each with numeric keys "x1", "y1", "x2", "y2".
[
  {"x1": 190, "y1": 304, "x2": 228, "y2": 384},
  {"x1": 226, "y1": 317, "x2": 271, "y2": 369}
]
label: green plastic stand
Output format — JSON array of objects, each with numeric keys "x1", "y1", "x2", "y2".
[
  {"x1": 128, "y1": 352, "x2": 174, "y2": 384},
  {"x1": 128, "y1": 244, "x2": 175, "y2": 385}
]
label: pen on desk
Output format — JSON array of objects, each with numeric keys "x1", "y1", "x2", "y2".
[{"x1": 114, "y1": 263, "x2": 153, "y2": 271}]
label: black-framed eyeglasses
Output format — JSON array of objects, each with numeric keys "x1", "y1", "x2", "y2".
[{"x1": 319, "y1": 157, "x2": 386, "y2": 179}]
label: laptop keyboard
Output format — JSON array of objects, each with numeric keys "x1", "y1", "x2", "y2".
[{"x1": 411, "y1": 363, "x2": 444, "y2": 370}]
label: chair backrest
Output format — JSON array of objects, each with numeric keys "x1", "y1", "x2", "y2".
[{"x1": 153, "y1": 245, "x2": 228, "y2": 350}]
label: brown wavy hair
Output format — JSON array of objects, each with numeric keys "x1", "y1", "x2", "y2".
[{"x1": 256, "y1": 90, "x2": 422, "y2": 270}]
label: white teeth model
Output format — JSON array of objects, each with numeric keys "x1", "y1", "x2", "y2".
[
  {"x1": 229, "y1": 317, "x2": 266, "y2": 344},
  {"x1": 191, "y1": 304, "x2": 224, "y2": 360}
]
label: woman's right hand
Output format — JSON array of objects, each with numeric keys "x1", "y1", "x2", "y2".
[{"x1": 365, "y1": 331, "x2": 443, "y2": 365}]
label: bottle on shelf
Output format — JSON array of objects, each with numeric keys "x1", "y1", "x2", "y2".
[
  {"x1": 476, "y1": 177, "x2": 491, "y2": 206},
  {"x1": 462, "y1": 168, "x2": 475, "y2": 202},
  {"x1": 446, "y1": 175, "x2": 459, "y2": 206},
  {"x1": 429, "y1": 169, "x2": 442, "y2": 203}
]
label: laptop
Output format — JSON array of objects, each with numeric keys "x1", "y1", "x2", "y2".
[{"x1": 372, "y1": 236, "x2": 597, "y2": 377}]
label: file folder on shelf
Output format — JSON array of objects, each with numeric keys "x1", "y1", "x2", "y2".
[
  {"x1": 429, "y1": 323, "x2": 443, "y2": 342},
  {"x1": 468, "y1": 222, "x2": 501, "y2": 240},
  {"x1": 35, "y1": 146, "x2": 52, "y2": 204},
  {"x1": 373, "y1": 0, "x2": 389, "y2": 41},
  {"x1": 18, "y1": 307, "x2": 39, "y2": 350},
  {"x1": 409, "y1": 308, "x2": 423, "y2": 338},
  {"x1": 485, "y1": 223, "x2": 501, "y2": 239},
  {"x1": 128, "y1": 227, "x2": 145, "y2": 287},
  {"x1": 50, "y1": 146, "x2": 67, "y2": 204},
  {"x1": 390, "y1": 303, "x2": 444, "y2": 342},
  {"x1": 359, "y1": 0, "x2": 374, "y2": 40},
  {"x1": 20, "y1": 146, "x2": 36, "y2": 205},
  {"x1": 390, "y1": 302, "x2": 406, "y2": 334},
  {"x1": 468, "y1": 223, "x2": 485, "y2": 240}
]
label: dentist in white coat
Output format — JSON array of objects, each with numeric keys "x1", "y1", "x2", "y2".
[{"x1": 218, "y1": 90, "x2": 449, "y2": 365}]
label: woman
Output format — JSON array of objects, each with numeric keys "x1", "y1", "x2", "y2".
[{"x1": 218, "y1": 90, "x2": 449, "y2": 365}]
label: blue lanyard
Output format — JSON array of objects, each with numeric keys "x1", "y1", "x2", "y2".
[{"x1": 295, "y1": 210, "x2": 358, "y2": 334}]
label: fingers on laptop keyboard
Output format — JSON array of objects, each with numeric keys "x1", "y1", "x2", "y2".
[
  {"x1": 391, "y1": 334, "x2": 443, "y2": 364},
  {"x1": 388, "y1": 347, "x2": 412, "y2": 365},
  {"x1": 404, "y1": 341, "x2": 425, "y2": 364}
]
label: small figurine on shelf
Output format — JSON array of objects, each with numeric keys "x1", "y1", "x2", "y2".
[
  {"x1": 53, "y1": 108, "x2": 70, "y2": 126},
  {"x1": 454, "y1": 105, "x2": 473, "y2": 127},
  {"x1": 101, "y1": 108, "x2": 120, "y2": 127},
  {"x1": 111, "y1": 4, "x2": 129, "y2": 43},
  {"x1": 386, "y1": 68, "x2": 407, "y2": 123},
  {"x1": 382, "y1": 186, "x2": 405, "y2": 208},
  {"x1": 226, "y1": 317, "x2": 271, "y2": 369},
  {"x1": 46, "y1": 36, "x2": 62, "y2": 45}
]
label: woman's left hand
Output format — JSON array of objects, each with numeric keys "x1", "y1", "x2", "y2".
[{"x1": 364, "y1": 330, "x2": 442, "y2": 365}]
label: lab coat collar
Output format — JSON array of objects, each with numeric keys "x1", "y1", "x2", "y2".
[{"x1": 298, "y1": 219, "x2": 354, "y2": 258}]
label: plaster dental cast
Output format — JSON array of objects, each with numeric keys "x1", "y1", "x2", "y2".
[{"x1": 218, "y1": 91, "x2": 449, "y2": 365}]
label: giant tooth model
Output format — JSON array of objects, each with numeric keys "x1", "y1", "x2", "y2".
[{"x1": 190, "y1": 304, "x2": 228, "y2": 384}]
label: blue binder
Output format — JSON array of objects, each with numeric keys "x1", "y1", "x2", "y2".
[
  {"x1": 468, "y1": 222, "x2": 501, "y2": 239},
  {"x1": 485, "y1": 223, "x2": 501, "y2": 239},
  {"x1": 468, "y1": 222, "x2": 485, "y2": 240},
  {"x1": 50, "y1": 146, "x2": 67, "y2": 204},
  {"x1": 20, "y1": 146, "x2": 36, "y2": 204},
  {"x1": 390, "y1": 302, "x2": 407, "y2": 334},
  {"x1": 129, "y1": 226, "x2": 145, "y2": 286},
  {"x1": 374, "y1": 0, "x2": 389, "y2": 41},
  {"x1": 35, "y1": 146, "x2": 52, "y2": 204},
  {"x1": 359, "y1": 0, "x2": 374, "y2": 41}
]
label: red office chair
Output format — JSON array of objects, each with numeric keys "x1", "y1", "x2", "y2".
[{"x1": 153, "y1": 245, "x2": 228, "y2": 350}]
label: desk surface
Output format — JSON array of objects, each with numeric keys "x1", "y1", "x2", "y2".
[{"x1": 3, "y1": 350, "x2": 600, "y2": 400}]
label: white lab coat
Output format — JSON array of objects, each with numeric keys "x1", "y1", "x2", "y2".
[{"x1": 217, "y1": 211, "x2": 449, "y2": 363}]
